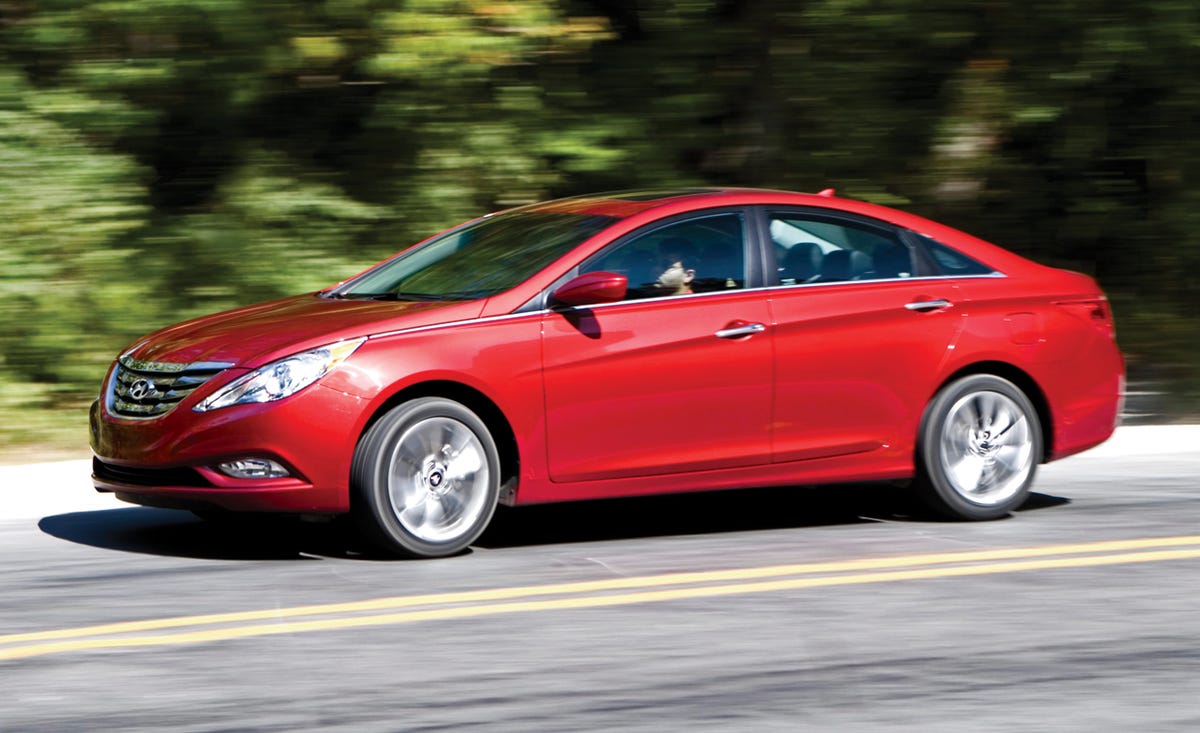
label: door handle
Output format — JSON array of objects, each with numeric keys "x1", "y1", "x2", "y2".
[
  {"x1": 715, "y1": 322, "x2": 767, "y2": 339},
  {"x1": 905, "y1": 299, "x2": 952, "y2": 312}
]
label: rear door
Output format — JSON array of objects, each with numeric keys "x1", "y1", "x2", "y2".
[{"x1": 764, "y1": 209, "x2": 964, "y2": 462}]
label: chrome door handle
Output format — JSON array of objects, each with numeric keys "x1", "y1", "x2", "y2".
[
  {"x1": 715, "y1": 322, "x2": 767, "y2": 339},
  {"x1": 905, "y1": 299, "x2": 952, "y2": 312}
]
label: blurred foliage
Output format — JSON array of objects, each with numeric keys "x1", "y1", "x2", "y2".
[{"x1": 1, "y1": 0, "x2": 1198, "y2": 456}]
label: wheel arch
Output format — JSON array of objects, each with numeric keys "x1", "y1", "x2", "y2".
[
  {"x1": 932, "y1": 361, "x2": 1054, "y2": 461},
  {"x1": 356, "y1": 380, "x2": 521, "y2": 503}
]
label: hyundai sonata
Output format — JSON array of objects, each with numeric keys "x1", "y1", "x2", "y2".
[{"x1": 91, "y1": 188, "x2": 1124, "y2": 557}]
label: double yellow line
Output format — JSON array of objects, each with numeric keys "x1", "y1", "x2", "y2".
[{"x1": 5, "y1": 535, "x2": 1200, "y2": 661}]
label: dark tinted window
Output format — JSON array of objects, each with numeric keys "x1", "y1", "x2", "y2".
[
  {"x1": 921, "y1": 236, "x2": 996, "y2": 276},
  {"x1": 770, "y1": 214, "x2": 912, "y2": 285},
  {"x1": 582, "y1": 213, "x2": 746, "y2": 300}
]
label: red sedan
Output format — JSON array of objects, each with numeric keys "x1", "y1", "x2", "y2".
[{"x1": 91, "y1": 188, "x2": 1124, "y2": 557}]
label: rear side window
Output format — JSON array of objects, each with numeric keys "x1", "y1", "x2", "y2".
[
  {"x1": 921, "y1": 236, "x2": 996, "y2": 276},
  {"x1": 769, "y1": 213, "x2": 913, "y2": 285}
]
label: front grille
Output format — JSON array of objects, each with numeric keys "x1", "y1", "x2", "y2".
[
  {"x1": 93, "y1": 457, "x2": 212, "y2": 487},
  {"x1": 108, "y1": 356, "x2": 233, "y2": 418}
]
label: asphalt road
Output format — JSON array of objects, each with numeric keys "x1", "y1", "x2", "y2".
[{"x1": 2, "y1": 426, "x2": 1199, "y2": 732}]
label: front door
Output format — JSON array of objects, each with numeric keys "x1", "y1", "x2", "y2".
[{"x1": 542, "y1": 211, "x2": 773, "y2": 483}]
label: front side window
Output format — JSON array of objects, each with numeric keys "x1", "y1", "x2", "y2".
[
  {"x1": 770, "y1": 213, "x2": 912, "y2": 285},
  {"x1": 332, "y1": 211, "x2": 617, "y2": 301},
  {"x1": 582, "y1": 213, "x2": 746, "y2": 300}
]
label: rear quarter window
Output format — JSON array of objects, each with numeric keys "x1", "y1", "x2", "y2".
[{"x1": 922, "y1": 237, "x2": 996, "y2": 276}]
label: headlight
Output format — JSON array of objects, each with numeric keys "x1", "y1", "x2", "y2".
[{"x1": 194, "y1": 338, "x2": 365, "y2": 412}]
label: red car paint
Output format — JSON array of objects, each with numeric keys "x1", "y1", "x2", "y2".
[{"x1": 91, "y1": 188, "x2": 1123, "y2": 522}]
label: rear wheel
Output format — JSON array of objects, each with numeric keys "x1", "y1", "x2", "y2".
[
  {"x1": 915, "y1": 374, "x2": 1041, "y2": 520},
  {"x1": 352, "y1": 397, "x2": 500, "y2": 557}
]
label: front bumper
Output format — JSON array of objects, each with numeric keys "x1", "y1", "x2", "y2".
[
  {"x1": 89, "y1": 381, "x2": 365, "y2": 514},
  {"x1": 91, "y1": 455, "x2": 339, "y2": 514}
]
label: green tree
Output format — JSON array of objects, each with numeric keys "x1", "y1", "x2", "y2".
[
  {"x1": 0, "y1": 69, "x2": 150, "y2": 447},
  {"x1": 1, "y1": 0, "x2": 1198, "y2": 456}
]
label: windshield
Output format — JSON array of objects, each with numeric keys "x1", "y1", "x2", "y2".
[{"x1": 331, "y1": 211, "x2": 617, "y2": 301}]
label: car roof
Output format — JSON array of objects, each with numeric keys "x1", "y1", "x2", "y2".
[
  {"x1": 506, "y1": 187, "x2": 1041, "y2": 278},
  {"x1": 515, "y1": 187, "x2": 805, "y2": 219}
]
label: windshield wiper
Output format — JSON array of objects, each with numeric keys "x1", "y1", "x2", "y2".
[
  {"x1": 381, "y1": 292, "x2": 455, "y2": 301},
  {"x1": 328, "y1": 292, "x2": 453, "y2": 302}
]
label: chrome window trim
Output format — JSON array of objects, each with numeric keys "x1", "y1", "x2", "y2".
[
  {"x1": 547, "y1": 284, "x2": 777, "y2": 312},
  {"x1": 767, "y1": 272, "x2": 1008, "y2": 290}
]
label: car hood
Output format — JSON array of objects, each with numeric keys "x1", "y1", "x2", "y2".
[{"x1": 123, "y1": 294, "x2": 485, "y2": 368}]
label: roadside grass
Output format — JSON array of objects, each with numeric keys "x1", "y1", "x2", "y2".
[{"x1": 0, "y1": 384, "x2": 91, "y2": 465}]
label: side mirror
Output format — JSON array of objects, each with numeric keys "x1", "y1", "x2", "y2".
[{"x1": 551, "y1": 271, "x2": 628, "y2": 307}]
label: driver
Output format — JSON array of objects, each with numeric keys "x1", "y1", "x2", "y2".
[{"x1": 654, "y1": 237, "x2": 697, "y2": 296}]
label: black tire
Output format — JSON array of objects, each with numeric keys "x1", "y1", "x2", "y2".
[
  {"x1": 915, "y1": 374, "x2": 1042, "y2": 520},
  {"x1": 352, "y1": 397, "x2": 500, "y2": 558}
]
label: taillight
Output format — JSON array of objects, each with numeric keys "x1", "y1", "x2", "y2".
[{"x1": 1055, "y1": 297, "x2": 1116, "y2": 340}]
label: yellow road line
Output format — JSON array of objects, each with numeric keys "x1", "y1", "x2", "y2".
[
  {"x1": 5, "y1": 534, "x2": 1198, "y2": 645},
  {"x1": 4, "y1": 535, "x2": 1200, "y2": 661}
]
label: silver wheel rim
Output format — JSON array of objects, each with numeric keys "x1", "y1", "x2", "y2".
[
  {"x1": 938, "y1": 389, "x2": 1034, "y2": 506},
  {"x1": 386, "y1": 416, "x2": 491, "y2": 544}
]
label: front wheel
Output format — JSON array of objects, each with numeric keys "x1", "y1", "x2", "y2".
[
  {"x1": 915, "y1": 375, "x2": 1042, "y2": 520},
  {"x1": 352, "y1": 397, "x2": 500, "y2": 558}
]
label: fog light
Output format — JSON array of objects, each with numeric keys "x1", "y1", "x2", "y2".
[{"x1": 216, "y1": 458, "x2": 291, "y2": 479}]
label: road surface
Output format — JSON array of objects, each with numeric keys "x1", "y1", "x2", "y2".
[{"x1": 1, "y1": 426, "x2": 1199, "y2": 731}]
